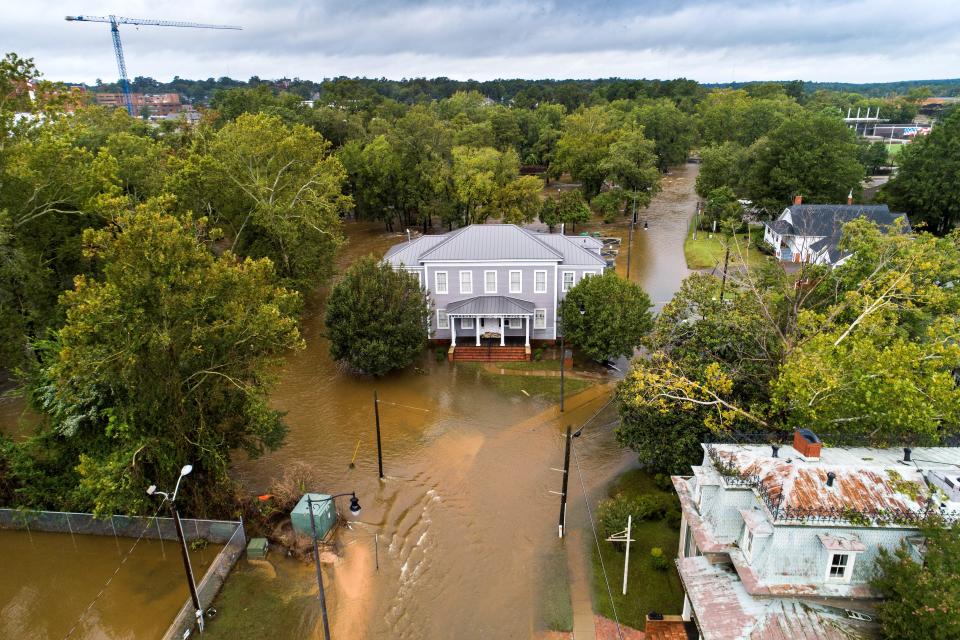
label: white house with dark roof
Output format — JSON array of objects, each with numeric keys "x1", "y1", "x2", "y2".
[
  {"x1": 383, "y1": 224, "x2": 607, "y2": 359},
  {"x1": 763, "y1": 197, "x2": 910, "y2": 265},
  {"x1": 671, "y1": 430, "x2": 960, "y2": 639}
]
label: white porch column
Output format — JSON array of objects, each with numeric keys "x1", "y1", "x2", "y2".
[
  {"x1": 500, "y1": 317, "x2": 505, "y2": 346},
  {"x1": 475, "y1": 315, "x2": 481, "y2": 346},
  {"x1": 451, "y1": 317, "x2": 456, "y2": 346},
  {"x1": 524, "y1": 316, "x2": 530, "y2": 347}
]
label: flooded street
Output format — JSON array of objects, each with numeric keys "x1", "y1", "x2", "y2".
[{"x1": 0, "y1": 165, "x2": 698, "y2": 639}]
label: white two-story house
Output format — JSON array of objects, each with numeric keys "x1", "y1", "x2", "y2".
[
  {"x1": 672, "y1": 430, "x2": 960, "y2": 639},
  {"x1": 763, "y1": 197, "x2": 909, "y2": 265},
  {"x1": 383, "y1": 224, "x2": 607, "y2": 359}
]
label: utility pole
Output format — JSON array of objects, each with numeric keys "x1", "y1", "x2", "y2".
[
  {"x1": 374, "y1": 390, "x2": 384, "y2": 479},
  {"x1": 719, "y1": 243, "x2": 731, "y2": 302},
  {"x1": 307, "y1": 496, "x2": 332, "y2": 640},
  {"x1": 558, "y1": 426, "x2": 572, "y2": 538},
  {"x1": 170, "y1": 501, "x2": 204, "y2": 633}
]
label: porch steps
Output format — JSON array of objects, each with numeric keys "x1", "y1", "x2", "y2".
[{"x1": 451, "y1": 346, "x2": 530, "y2": 362}]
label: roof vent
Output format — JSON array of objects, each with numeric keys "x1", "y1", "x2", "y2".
[
  {"x1": 826, "y1": 471, "x2": 836, "y2": 488},
  {"x1": 903, "y1": 447, "x2": 912, "y2": 462},
  {"x1": 772, "y1": 444, "x2": 780, "y2": 458},
  {"x1": 793, "y1": 429, "x2": 822, "y2": 461}
]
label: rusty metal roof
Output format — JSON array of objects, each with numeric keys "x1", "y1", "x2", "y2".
[
  {"x1": 710, "y1": 446, "x2": 933, "y2": 516},
  {"x1": 678, "y1": 556, "x2": 879, "y2": 640}
]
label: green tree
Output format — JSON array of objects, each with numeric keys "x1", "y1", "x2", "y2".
[
  {"x1": 451, "y1": 146, "x2": 517, "y2": 225},
  {"x1": 554, "y1": 106, "x2": 622, "y2": 198},
  {"x1": 882, "y1": 108, "x2": 960, "y2": 234},
  {"x1": 702, "y1": 186, "x2": 743, "y2": 230},
  {"x1": 172, "y1": 113, "x2": 350, "y2": 291},
  {"x1": 858, "y1": 140, "x2": 889, "y2": 176},
  {"x1": 695, "y1": 142, "x2": 748, "y2": 198},
  {"x1": 560, "y1": 271, "x2": 653, "y2": 361},
  {"x1": 492, "y1": 175, "x2": 544, "y2": 224},
  {"x1": 599, "y1": 127, "x2": 661, "y2": 201},
  {"x1": 539, "y1": 197, "x2": 561, "y2": 232},
  {"x1": 743, "y1": 110, "x2": 864, "y2": 212},
  {"x1": 555, "y1": 190, "x2": 591, "y2": 233},
  {"x1": 30, "y1": 199, "x2": 303, "y2": 515},
  {"x1": 872, "y1": 524, "x2": 960, "y2": 640},
  {"x1": 324, "y1": 256, "x2": 430, "y2": 376},
  {"x1": 632, "y1": 99, "x2": 696, "y2": 170}
]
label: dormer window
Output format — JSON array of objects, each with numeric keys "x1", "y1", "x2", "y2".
[{"x1": 827, "y1": 552, "x2": 854, "y2": 582}]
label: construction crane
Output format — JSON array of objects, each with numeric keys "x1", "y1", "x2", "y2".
[{"x1": 65, "y1": 14, "x2": 242, "y2": 116}]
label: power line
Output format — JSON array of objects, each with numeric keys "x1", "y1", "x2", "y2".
[
  {"x1": 62, "y1": 503, "x2": 167, "y2": 640},
  {"x1": 571, "y1": 441, "x2": 625, "y2": 640}
]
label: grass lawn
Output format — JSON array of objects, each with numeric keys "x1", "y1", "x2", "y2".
[
  {"x1": 204, "y1": 564, "x2": 318, "y2": 639},
  {"x1": 460, "y1": 362, "x2": 595, "y2": 399},
  {"x1": 589, "y1": 469, "x2": 685, "y2": 630},
  {"x1": 684, "y1": 227, "x2": 769, "y2": 271},
  {"x1": 537, "y1": 542, "x2": 574, "y2": 632}
]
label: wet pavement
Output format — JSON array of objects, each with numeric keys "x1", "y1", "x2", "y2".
[{"x1": 0, "y1": 164, "x2": 699, "y2": 639}]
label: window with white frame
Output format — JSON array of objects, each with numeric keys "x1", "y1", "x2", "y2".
[
  {"x1": 534, "y1": 270, "x2": 547, "y2": 293},
  {"x1": 435, "y1": 271, "x2": 448, "y2": 294},
  {"x1": 509, "y1": 270, "x2": 522, "y2": 293},
  {"x1": 741, "y1": 527, "x2": 755, "y2": 561},
  {"x1": 437, "y1": 309, "x2": 449, "y2": 329},
  {"x1": 562, "y1": 271, "x2": 575, "y2": 292},
  {"x1": 485, "y1": 270, "x2": 497, "y2": 293},
  {"x1": 461, "y1": 317, "x2": 474, "y2": 329},
  {"x1": 412, "y1": 271, "x2": 422, "y2": 287},
  {"x1": 827, "y1": 553, "x2": 853, "y2": 582},
  {"x1": 459, "y1": 270, "x2": 472, "y2": 294},
  {"x1": 582, "y1": 271, "x2": 597, "y2": 279},
  {"x1": 508, "y1": 318, "x2": 521, "y2": 329},
  {"x1": 534, "y1": 309, "x2": 546, "y2": 329}
]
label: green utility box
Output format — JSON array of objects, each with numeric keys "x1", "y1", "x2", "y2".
[
  {"x1": 246, "y1": 537, "x2": 269, "y2": 559},
  {"x1": 291, "y1": 493, "x2": 337, "y2": 539}
]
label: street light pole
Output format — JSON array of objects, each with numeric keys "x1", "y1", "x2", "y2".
[
  {"x1": 147, "y1": 465, "x2": 204, "y2": 633},
  {"x1": 374, "y1": 390, "x2": 384, "y2": 479},
  {"x1": 306, "y1": 492, "x2": 362, "y2": 640}
]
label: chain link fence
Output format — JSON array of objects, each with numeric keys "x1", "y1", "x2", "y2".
[{"x1": 0, "y1": 508, "x2": 246, "y2": 639}]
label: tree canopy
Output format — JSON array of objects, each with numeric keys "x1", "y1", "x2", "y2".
[
  {"x1": 560, "y1": 271, "x2": 653, "y2": 362},
  {"x1": 324, "y1": 256, "x2": 430, "y2": 376}
]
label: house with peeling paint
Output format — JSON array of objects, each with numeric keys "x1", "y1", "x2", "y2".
[
  {"x1": 672, "y1": 429, "x2": 960, "y2": 639},
  {"x1": 384, "y1": 224, "x2": 607, "y2": 361}
]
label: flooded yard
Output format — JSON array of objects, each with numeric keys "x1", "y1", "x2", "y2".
[{"x1": 0, "y1": 530, "x2": 220, "y2": 639}]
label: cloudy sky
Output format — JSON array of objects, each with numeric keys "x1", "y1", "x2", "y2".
[{"x1": 5, "y1": 1, "x2": 960, "y2": 84}]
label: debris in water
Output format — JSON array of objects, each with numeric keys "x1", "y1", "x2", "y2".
[{"x1": 521, "y1": 389, "x2": 530, "y2": 397}]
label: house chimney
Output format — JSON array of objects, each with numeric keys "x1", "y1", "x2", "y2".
[
  {"x1": 793, "y1": 429, "x2": 822, "y2": 460},
  {"x1": 826, "y1": 471, "x2": 836, "y2": 488},
  {"x1": 793, "y1": 195, "x2": 803, "y2": 206},
  {"x1": 772, "y1": 444, "x2": 780, "y2": 458},
  {"x1": 903, "y1": 447, "x2": 912, "y2": 462}
]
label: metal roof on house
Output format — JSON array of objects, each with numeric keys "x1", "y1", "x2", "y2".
[
  {"x1": 678, "y1": 556, "x2": 878, "y2": 640},
  {"x1": 708, "y1": 444, "x2": 960, "y2": 518},
  {"x1": 383, "y1": 234, "x2": 447, "y2": 267},
  {"x1": 533, "y1": 233, "x2": 608, "y2": 266},
  {"x1": 445, "y1": 296, "x2": 535, "y2": 316},
  {"x1": 419, "y1": 224, "x2": 563, "y2": 262}
]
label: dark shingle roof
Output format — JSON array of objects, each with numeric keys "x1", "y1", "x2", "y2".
[{"x1": 784, "y1": 204, "x2": 909, "y2": 238}]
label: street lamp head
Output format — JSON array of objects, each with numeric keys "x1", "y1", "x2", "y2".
[
  {"x1": 578, "y1": 302, "x2": 586, "y2": 316},
  {"x1": 180, "y1": 464, "x2": 193, "y2": 477},
  {"x1": 348, "y1": 493, "x2": 362, "y2": 515},
  {"x1": 146, "y1": 485, "x2": 157, "y2": 496}
]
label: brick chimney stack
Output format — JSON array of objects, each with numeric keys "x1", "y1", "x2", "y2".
[
  {"x1": 847, "y1": 190, "x2": 853, "y2": 205},
  {"x1": 793, "y1": 195, "x2": 803, "y2": 205},
  {"x1": 793, "y1": 429, "x2": 821, "y2": 460}
]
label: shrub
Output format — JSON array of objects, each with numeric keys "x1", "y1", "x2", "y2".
[
  {"x1": 597, "y1": 493, "x2": 671, "y2": 539},
  {"x1": 650, "y1": 547, "x2": 669, "y2": 571}
]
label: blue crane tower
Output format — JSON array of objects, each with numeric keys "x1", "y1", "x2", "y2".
[{"x1": 65, "y1": 14, "x2": 242, "y2": 116}]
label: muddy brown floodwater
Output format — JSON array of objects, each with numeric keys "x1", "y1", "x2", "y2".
[
  {"x1": 231, "y1": 164, "x2": 699, "y2": 639},
  {"x1": 0, "y1": 165, "x2": 698, "y2": 639}
]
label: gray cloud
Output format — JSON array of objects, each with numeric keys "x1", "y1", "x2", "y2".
[{"x1": 4, "y1": 0, "x2": 959, "y2": 83}]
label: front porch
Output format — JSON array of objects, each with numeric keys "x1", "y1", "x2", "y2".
[{"x1": 445, "y1": 296, "x2": 536, "y2": 361}]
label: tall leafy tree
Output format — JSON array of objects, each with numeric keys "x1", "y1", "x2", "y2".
[
  {"x1": 554, "y1": 106, "x2": 623, "y2": 198},
  {"x1": 324, "y1": 256, "x2": 429, "y2": 376},
  {"x1": 882, "y1": 108, "x2": 960, "y2": 234},
  {"x1": 30, "y1": 199, "x2": 303, "y2": 515},
  {"x1": 632, "y1": 99, "x2": 697, "y2": 170},
  {"x1": 561, "y1": 271, "x2": 653, "y2": 361}
]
